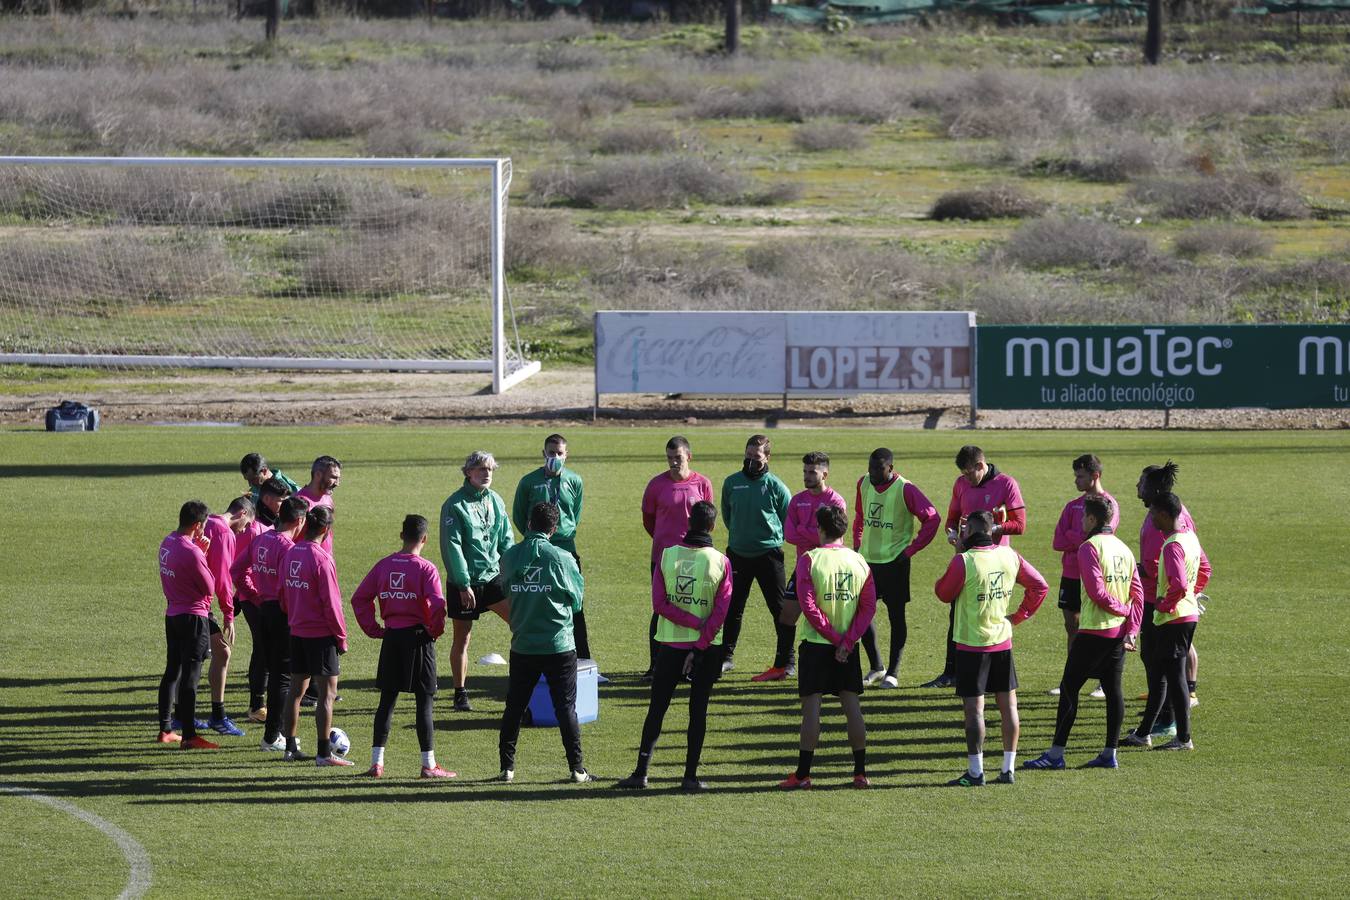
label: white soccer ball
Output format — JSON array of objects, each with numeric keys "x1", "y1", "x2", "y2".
[{"x1": 329, "y1": 727, "x2": 351, "y2": 757}]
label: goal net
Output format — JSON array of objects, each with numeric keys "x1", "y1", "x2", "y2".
[{"x1": 0, "y1": 156, "x2": 539, "y2": 393}]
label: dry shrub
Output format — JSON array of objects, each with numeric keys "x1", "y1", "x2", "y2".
[
  {"x1": 689, "y1": 59, "x2": 915, "y2": 123},
  {"x1": 1128, "y1": 172, "x2": 1309, "y2": 220},
  {"x1": 792, "y1": 122, "x2": 868, "y2": 153},
  {"x1": 1001, "y1": 216, "x2": 1153, "y2": 270},
  {"x1": 930, "y1": 185, "x2": 1046, "y2": 221},
  {"x1": 1020, "y1": 132, "x2": 1186, "y2": 182},
  {"x1": 1173, "y1": 225, "x2": 1273, "y2": 259},
  {"x1": 594, "y1": 125, "x2": 681, "y2": 155},
  {"x1": 534, "y1": 44, "x2": 606, "y2": 73},
  {"x1": 527, "y1": 157, "x2": 798, "y2": 210},
  {"x1": 505, "y1": 211, "x2": 598, "y2": 278},
  {"x1": 297, "y1": 230, "x2": 485, "y2": 298},
  {"x1": 0, "y1": 234, "x2": 242, "y2": 309}
]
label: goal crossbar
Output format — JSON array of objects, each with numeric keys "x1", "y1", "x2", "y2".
[{"x1": 0, "y1": 156, "x2": 538, "y2": 394}]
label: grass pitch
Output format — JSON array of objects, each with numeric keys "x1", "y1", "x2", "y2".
[{"x1": 0, "y1": 426, "x2": 1346, "y2": 897}]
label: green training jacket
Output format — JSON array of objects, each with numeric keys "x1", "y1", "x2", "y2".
[
  {"x1": 500, "y1": 531, "x2": 585, "y2": 655},
  {"x1": 512, "y1": 467, "x2": 583, "y2": 555},
  {"x1": 720, "y1": 469, "x2": 791, "y2": 557},
  {"x1": 439, "y1": 481, "x2": 513, "y2": 589}
]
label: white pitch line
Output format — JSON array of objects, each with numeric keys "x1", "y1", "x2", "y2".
[{"x1": 1, "y1": 784, "x2": 152, "y2": 899}]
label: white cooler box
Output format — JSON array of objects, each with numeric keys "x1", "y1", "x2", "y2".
[{"x1": 526, "y1": 658, "x2": 598, "y2": 727}]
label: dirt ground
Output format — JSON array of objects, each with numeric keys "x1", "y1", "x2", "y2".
[{"x1": 4, "y1": 367, "x2": 1347, "y2": 430}]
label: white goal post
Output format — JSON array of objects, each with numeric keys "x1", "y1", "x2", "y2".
[{"x1": 0, "y1": 156, "x2": 540, "y2": 393}]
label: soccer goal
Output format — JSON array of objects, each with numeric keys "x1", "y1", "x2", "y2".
[{"x1": 0, "y1": 156, "x2": 540, "y2": 393}]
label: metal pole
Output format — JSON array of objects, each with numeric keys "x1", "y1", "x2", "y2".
[
  {"x1": 968, "y1": 320, "x2": 979, "y2": 428},
  {"x1": 491, "y1": 160, "x2": 506, "y2": 395}
]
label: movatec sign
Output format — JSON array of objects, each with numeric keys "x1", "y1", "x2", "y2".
[
  {"x1": 976, "y1": 325, "x2": 1350, "y2": 409},
  {"x1": 594, "y1": 311, "x2": 975, "y2": 395}
]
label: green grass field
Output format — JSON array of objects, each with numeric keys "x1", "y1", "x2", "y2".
[{"x1": 0, "y1": 425, "x2": 1346, "y2": 897}]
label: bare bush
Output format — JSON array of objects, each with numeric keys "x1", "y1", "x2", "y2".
[
  {"x1": 1000, "y1": 216, "x2": 1153, "y2": 270},
  {"x1": 506, "y1": 211, "x2": 598, "y2": 278},
  {"x1": 594, "y1": 125, "x2": 681, "y2": 155},
  {"x1": 297, "y1": 229, "x2": 483, "y2": 298},
  {"x1": 792, "y1": 122, "x2": 868, "y2": 153},
  {"x1": 930, "y1": 185, "x2": 1046, "y2": 221},
  {"x1": 527, "y1": 157, "x2": 798, "y2": 210},
  {"x1": 1173, "y1": 225, "x2": 1273, "y2": 259},
  {"x1": 1020, "y1": 132, "x2": 1186, "y2": 182},
  {"x1": 689, "y1": 59, "x2": 915, "y2": 123},
  {"x1": 1128, "y1": 172, "x2": 1309, "y2": 220},
  {"x1": 534, "y1": 44, "x2": 606, "y2": 73}
]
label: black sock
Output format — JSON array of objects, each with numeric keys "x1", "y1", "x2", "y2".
[
  {"x1": 285, "y1": 735, "x2": 298, "y2": 752},
  {"x1": 853, "y1": 747, "x2": 867, "y2": 776},
  {"x1": 211, "y1": 702, "x2": 225, "y2": 721},
  {"x1": 1187, "y1": 680, "x2": 1196, "y2": 694},
  {"x1": 251, "y1": 693, "x2": 265, "y2": 710},
  {"x1": 795, "y1": 750, "x2": 814, "y2": 780},
  {"x1": 318, "y1": 737, "x2": 331, "y2": 758},
  {"x1": 455, "y1": 687, "x2": 468, "y2": 697},
  {"x1": 635, "y1": 751, "x2": 652, "y2": 777}
]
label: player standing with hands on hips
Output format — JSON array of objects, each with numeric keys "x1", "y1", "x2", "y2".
[
  {"x1": 934, "y1": 510, "x2": 1047, "y2": 786},
  {"x1": 440, "y1": 450, "x2": 514, "y2": 712}
]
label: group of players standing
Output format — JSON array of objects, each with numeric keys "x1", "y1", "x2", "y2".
[{"x1": 155, "y1": 434, "x2": 1211, "y2": 789}]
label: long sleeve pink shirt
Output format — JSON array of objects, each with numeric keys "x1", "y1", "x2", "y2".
[
  {"x1": 795, "y1": 544, "x2": 878, "y2": 649},
  {"x1": 934, "y1": 546, "x2": 1048, "y2": 652},
  {"x1": 160, "y1": 532, "x2": 215, "y2": 619},
  {"x1": 651, "y1": 550, "x2": 734, "y2": 651},
  {"x1": 203, "y1": 515, "x2": 237, "y2": 624},
  {"x1": 351, "y1": 552, "x2": 447, "y2": 641},
  {"x1": 641, "y1": 472, "x2": 715, "y2": 563},
  {"x1": 1157, "y1": 534, "x2": 1211, "y2": 623},
  {"x1": 1076, "y1": 536, "x2": 1145, "y2": 638},
  {"x1": 229, "y1": 520, "x2": 268, "y2": 606},
  {"x1": 1053, "y1": 491, "x2": 1120, "y2": 579},
  {"x1": 850, "y1": 477, "x2": 941, "y2": 558},
  {"x1": 281, "y1": 540, "x2": 347, "y2": 650},
  {"x1": 945, "y1": 471, "x2": 1026, "y2": 546},
  {"x1": 783, "y1": 487, "x2": 846, "y2": 557},
  {"x1": 295, "y1": 487, "x2": 335, "y2": 556},
  {"x1": 1138, "y1": 505, "x2": 1196, "y2": 604},
  {"x1": 241, "y1": 528, "x2": 296, "y2": 604}
]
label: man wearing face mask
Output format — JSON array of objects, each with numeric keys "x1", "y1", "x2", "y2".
[
  {"x1": 720, "y1": 434, "x2": 793, "y2": 681},
  {"x1": 513, "y1": 433, "x2": 592, "y2": 664}
]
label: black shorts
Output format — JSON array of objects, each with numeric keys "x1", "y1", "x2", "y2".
[
  {"x1": 207, "y1": 614, "x2": 222, "y2": 635},
  {"x1": 448, "y1": 575, "x2": 506, "y2": 621},
  {"x1": 290, "y1": 635, "x2": 341, "y2": 678},
  {"x1": 1057, "y1": 577, "x2": 1082, "y2": 612},
  {"x1": 871, "y1": 555, "x2": 911, "y2": 607},
  {"x1": 783, "y1": 570, "x2": 797, "y2": 600},
  {"x1": 377, "y1": 626, "x2": 438, "y2": 695},
  {"x1": 797, "y1": 641, "x2": 864, "y2": 698},
  {"x1": 955, "y1": 648, "x2": 1018, "y2": 697},
  {"x1": 166, "y1": 613, "x2": 210, "y2": 665}
]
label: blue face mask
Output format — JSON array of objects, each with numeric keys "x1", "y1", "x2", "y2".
[{"x1": 545, "y1": 455, "x2": 564, "y2": 475}]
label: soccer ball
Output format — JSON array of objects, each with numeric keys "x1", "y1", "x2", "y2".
[{"x1": 329, "y1": 727, "x2": 351, "y2": 757}]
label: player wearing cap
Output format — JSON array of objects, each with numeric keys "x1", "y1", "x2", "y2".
[
  {"x1": 851, "y1": 447, "x2": 940, "y2": 689},
  {"x1": 279, "y1": 505, "x2": 349, "y2": 766},
  {"x1": 513, "y1": 433, "x2": 594, "y2": 666},
  {"x1": 156, "y1": 500, "x2": 220, "y2": 750},
  {"x1": 779, "y1": 505, "x2": 877, "y2": 790},
  {"x1": 1126, "y1": 491, "x2": 1210, "y2": 752},
  {"x1": 200, "y1": 497, "x2": 257, "y2": 737},
  {"x1": 1048, "y1": 454, "x2": 1118, "y2": 699},
  {"x1": 1024, "y1": 496, "x2": 1143, "y2": 771},
  {"x1": 640, "y1": 435, "x2": 715, "y2": 678},
  {"x1": 352, "y1": 515, "x2": 452, "y2": 779},
  {"x1": 496, "y1": 503, "x2": 592, "y2": 784},
  {"x1": 234, "y1": 496, "x2": 310, "y2": 752},
  {"x1": 935, "y1": 510, "x2": 1047, "y2": 786},
  {"x1": 720, "y1": 434, "x2": 793, "y2": 683},
  {"x1": 440, "y1": 449, "x2": 514, "y2": 712},
  {"x1": 924, "y1": 445, "x2": 1027, "y2": 690},
  {"x1": 617, "y1": 501, "x2": 732, "y2": 792}
]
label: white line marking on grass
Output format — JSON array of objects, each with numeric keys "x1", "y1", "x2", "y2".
[{"x1": 1, "y1": 784, "x2": 152, "y2": 899}]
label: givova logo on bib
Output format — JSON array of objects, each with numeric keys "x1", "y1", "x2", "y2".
[
  {"x1": 830, "y1": 570, "x2": 855, "y2": 602},
  {"x1": 675, "y1": 559, "x2": 697, "y2": 595},
  {"x1": 979, "y1": 571, "x2": 1011, "y2": 603}
]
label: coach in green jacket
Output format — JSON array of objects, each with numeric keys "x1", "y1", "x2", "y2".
[
  {"x1": 512, "y1": 432, "x2": 592, "y2": 661},
  {"x1": 440, "y1": 449, "x2": 514, "y2": 712},
  {"x1": 720, "y1": 434, "x2": 793, "y2": 680},
  {"x1": 497, "y1": 502, "x2": 592, "y2": 784}
]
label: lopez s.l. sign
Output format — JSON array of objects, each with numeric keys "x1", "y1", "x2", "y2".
[
  {"x1": 594, "y1": 311, "x2": 974, "y2": 396},
  {"x1": 976, "y1": 325, "x2": 1350, "y2": 409}
]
